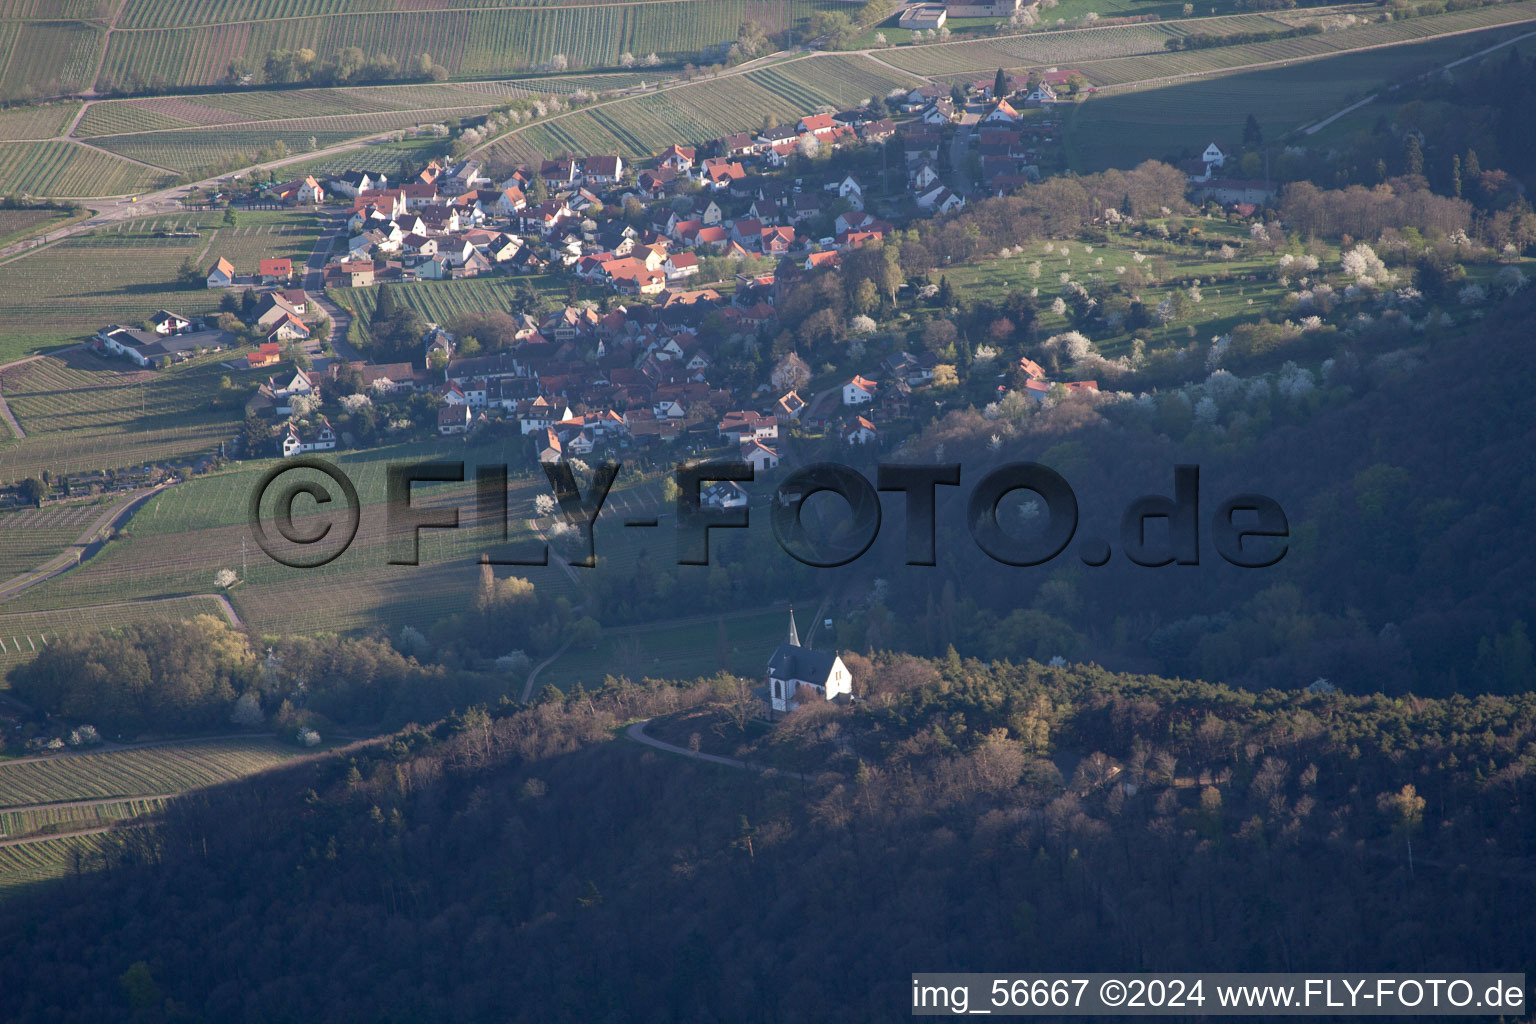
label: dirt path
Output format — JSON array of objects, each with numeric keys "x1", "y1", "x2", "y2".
[
  {"x1": 521, "y1": 637, "x2": 575, "y2": 702},
  {"x1": 0, "y1": 823, "x2": 130, "y2": 849},
  {"x1": 1084, "y1": 12, "x2": 1536, "y2": 97},
  {"x1": 0, "y1": 793, "x2": 179, "y2": 816},
  {"x1": 625, "y1": 719, "x2": 811, "y2": 780},
  {"x1": 0, "y1": 129, "x2": 407, "y2": 261},
  {"x1": 0, "y1": 482, "x2": 174, "y2": 603},
  {"x1": 1302, "y1": 26, "x2": 1536, "y2": 135}
]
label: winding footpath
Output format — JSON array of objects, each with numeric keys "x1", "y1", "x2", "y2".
[{"x1": 625, "y1": 719, "x2": 811, "y2": 780}]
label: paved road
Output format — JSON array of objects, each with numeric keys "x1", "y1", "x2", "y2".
[{"x1": 302, "y1": 212, "x2": 361, "y2": 362}]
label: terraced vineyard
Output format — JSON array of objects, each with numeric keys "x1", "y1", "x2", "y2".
[
  {"x1": 0, "y1": 831, "x2": 117, "y2": 895},
  {"x1": 0, "y1": 597, "x2": 232, "y2": 672},
  {"x1": 747, "y1": 53, "x2": 922, "y2": 109},
  {"x1": 0, "y1": 796, "x2": 169, "y2": 841},
  {"x1": 880, "y1": 23, "x2": 1198, "y2": 75},
  {"x1": 0, "y1": 737, "x2": 305, "y2": 806},
  {"x1": 98, "y1": 0, "x2": 843, "y2": 89},
  {"x1": 483, "y1": 53, "x2": 919, "y2": 162},
  {"x1": 0, "y1": 101, "x2": 81, "y2": 142},
  {"x1": 331, "y1": 275, "x2": 565, "y2": 336},
  {"x1": 89, "y1": 128, "x2": 368, "y2": 174},
  {"x1": 0, "y1": 350, "x2": 269, "y2": 483},
  {"x1": 2, "y1": 438, "x2": 571, "y2": 636},
  {"x1": 0, "y1": 140, "x2": 170, "y2": 197},
  {"x1": 1073, "y1": 3, "x2": 1536, "y2": 87},
  {"x1": 0, "y1": 22, "x2": 102, "y2": 99},
  {"x1": 0, "y1": 207, "x2": 78, "y2": 247},
  {"x1": 115, "y1": 0, "x2": 818, "y2": 24},
  {"x1": 0, "y1": 503, "x2": 106, "y2": 582},
  {"x1": 486, "y1": 75, "x2": 803, "y2": 163},
  {"x1": 0, "y1": 0, "x2": 109, "y2": 16}
]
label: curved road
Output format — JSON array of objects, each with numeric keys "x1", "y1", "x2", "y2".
[{"x1": 0, "y1": 482, "x2": 176, "y2": 603}]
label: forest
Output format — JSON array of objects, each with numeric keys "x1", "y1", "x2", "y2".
[{"x1": 0, "y1": 655, "x2": 1531, "y2": 1020}]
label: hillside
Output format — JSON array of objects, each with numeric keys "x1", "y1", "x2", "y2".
[
  {"x1": 0, "y1": 660, "x2": 1532, "y2": 1020},
  {"x1": 0, "y1": 0, "x2": 845, "y2": 101}
]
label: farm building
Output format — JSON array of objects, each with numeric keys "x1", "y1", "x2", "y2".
[
  {"x1": 900, "y1": 3, "x2": 947, "y2": 28},
  {"x1": 96, "y1": 325, "x2": 234, "y2": 368}
]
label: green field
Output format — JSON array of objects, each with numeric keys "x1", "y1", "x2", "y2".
[
  {"x1": 0, "y1": 100, "x2": 81, "y2": 141},
  {"x1": 0, "y1": 21, "x2": 102, "y2": 100},
  {"x1": 1065, "y1": 16, "x2": 1536, "y2": 169},
  {"x1": 537, "y1": 605, "x2": 798, "y2": 691},
  {"x1": 0, "y1": 351, "x2": 272, "y2": 483},
  {"x1": 0, "y1": 140, "x2": 171, "y2": 197},
  {"x1": 0, "y1": 209, "x2": 315, "y2": 361},
  {"x1": 940, "y1": 227, "x2": 1318, "y2": 358}
]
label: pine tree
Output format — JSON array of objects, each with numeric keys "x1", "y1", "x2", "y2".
[
  {"x1": 1242, "y1": 113, "x2": 1262, "y2": 147},
  {"x1": 1464, "y1": 149, "x2": 1481, "y2": 178},
  {"x1": 1451, "y1": 154, "x2": 1462, "y2": 199},
  {"x1": 1404, "y1": 135, "x2": 1423, "y2": 177},
  {"x1": 994, "y1": 67, "x2": 1007, "y2": 99}
]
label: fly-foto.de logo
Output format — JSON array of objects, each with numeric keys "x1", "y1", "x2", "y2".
[{"x1": 248, "y1": 459, "x2": 1289, "y2": 570}]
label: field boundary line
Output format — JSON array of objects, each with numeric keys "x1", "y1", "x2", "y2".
[
  {"x1": 110, "y1": 0, "x2": 775, "y2": 33},
  {"x1": 0, "y1": 793, "x2": 178, "y2": 814},
  {"x1": 0, "y1": 822, "x2": 139, "y2": 848},
  {"x1": 78, "y1": 102, "x2": 504, "y2": 141},
  {"x1": 70, "y1": 137, "x2": 178, "y2": 175}
]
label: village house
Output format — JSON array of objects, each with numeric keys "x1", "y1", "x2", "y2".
[
  {"x1": 843, "y1": 374, "x2": 878, "y2": 405},
  {"x1": 258, "y1": 258, "x2": 293, "y2": 285},
  {"x1": 247, "y1": 342, "x2": 283, "y2": 370},
  {"x1": 659, "y1": 144, "x2": 696, "y2": 172},
  {"x1": 899, "y1": 3, "x2": 947, "y2": 28},
  {"x1": 438, "y1": 404, "x2": 473, "y2": 435},
  {"x1": 281, "y1": 416, "x2": 337, "y2": 457},
  {"x1": 740, "y1": 439, "x2": 780, "y2": 472},
  {"x1": 842, "y1": 416, "x2": 878, "y2": 446},
  {"x1": 206, "y1": 257, "x2": 235, "y2": 289}
]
